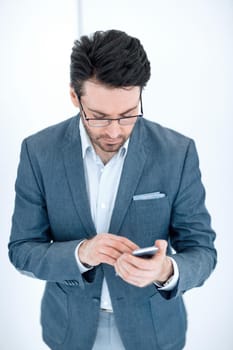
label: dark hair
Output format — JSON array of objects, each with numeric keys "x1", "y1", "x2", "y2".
[{"x1": 70, "y1": 29, "x2": 151, "y2": 96}]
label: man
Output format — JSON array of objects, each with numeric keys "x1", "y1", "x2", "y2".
[{"x1": 9, "y1": 30, "x2": 217, "y2": 350}]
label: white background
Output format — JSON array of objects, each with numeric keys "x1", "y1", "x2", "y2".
[{"x1": 1, "y1": 0, "x2": 232, "y2": 349}]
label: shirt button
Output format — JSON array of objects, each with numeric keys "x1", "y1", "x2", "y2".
[{"x1": 101, "y1": 203, "x2": 106, "y2": 209}]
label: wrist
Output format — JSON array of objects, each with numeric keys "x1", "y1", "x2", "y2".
[
  {"x1": 78, "y1": 240, "x2": 93, "y2": 268},
  {"x1": 155, "y1": 257, "x2": 174, "y2": 285}
]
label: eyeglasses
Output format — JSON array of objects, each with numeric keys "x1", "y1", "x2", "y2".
[{"x1": 77, "y1": 94, "x2": 143, "y2": 128}]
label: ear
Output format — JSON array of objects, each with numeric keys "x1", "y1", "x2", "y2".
[{"x1": 69, "y1": 86, "x2": 80, "y2": 108}]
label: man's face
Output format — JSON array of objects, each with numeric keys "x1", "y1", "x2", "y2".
[{"x1": 71, "y1": 80, "x2": 141, "y2": 162}]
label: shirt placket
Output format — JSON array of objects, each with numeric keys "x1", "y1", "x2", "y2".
[{"x1": 95, "y1": 160, "x2": 112, "y2": 233}]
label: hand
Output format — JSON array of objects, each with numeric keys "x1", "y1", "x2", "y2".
[
  {"x1": 114, "y1": 240, "x2": 173, "y2": 288},
  {"x1": 78, "y1": 233, "x2": 139, "y2": 267}
]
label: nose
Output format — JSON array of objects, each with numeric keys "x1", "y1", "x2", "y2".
[{"x1": 105, "y1": 120, "x2": 122, "y2": 138}]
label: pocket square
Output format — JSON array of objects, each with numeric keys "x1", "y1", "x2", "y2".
[{"x1": 133, "y1": 192, "x2": 166, "y2": 201}]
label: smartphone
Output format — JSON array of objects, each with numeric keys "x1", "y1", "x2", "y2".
[{"x1": 132, "y1": 246, "x2": 158, "y2": 259}]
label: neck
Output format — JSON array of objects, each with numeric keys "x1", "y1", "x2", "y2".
[{"x1": 94, "y1": 147, "x2": 117, "y2": 165}]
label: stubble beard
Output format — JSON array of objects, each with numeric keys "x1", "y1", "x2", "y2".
[{"x1": 83, "y1": 122, "x2": 126, "y2": 154}]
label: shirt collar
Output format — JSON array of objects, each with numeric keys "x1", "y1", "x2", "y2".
[{"x1": 79, "y1": 117, "x2": 129, "y2": 160}]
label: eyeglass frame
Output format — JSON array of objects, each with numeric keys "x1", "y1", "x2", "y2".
[{"x1": 77, "y1": 92, "x2": 143, "y2": 127}]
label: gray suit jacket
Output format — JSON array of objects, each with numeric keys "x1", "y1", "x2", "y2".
[{"x1": 9, "y1": 115, "x2": 216, "y2": 350}]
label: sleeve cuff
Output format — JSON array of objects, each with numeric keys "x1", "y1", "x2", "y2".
[
  {"x1": 154, "y1": 257, "x2": 179, "y2": 291},
  {"x1": 75, "y1": 240, "x2": 94, "y2": 274}
]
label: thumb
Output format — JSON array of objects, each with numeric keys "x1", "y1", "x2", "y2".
[{"x1": 155, "y1": 239, "x2": 167, "y2": 257}]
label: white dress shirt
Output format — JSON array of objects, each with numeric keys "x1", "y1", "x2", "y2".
[{"x1": 75, "y1": 119, "x2": 179, "y2": 311}]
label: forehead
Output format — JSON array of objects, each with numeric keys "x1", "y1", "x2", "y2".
[{"x1": 82, "y1": 80, "x2": 141, "y2": 113}]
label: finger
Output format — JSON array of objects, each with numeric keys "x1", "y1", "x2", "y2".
[
  {"x1": 101, "y1": 233, "x2": 138, "y2": 249},
  {"x1": 108, "y1": 235, "x2": 139, "y2": 251},
  {"x1": 99, "y1": 254, "x2": 117, "y2": 266},
  {"x1": 118, "y1": 253, "x2": 156, "y2": 271},
  {"x1": 155, "y1": 240, "x2": 167, "y2": 257},
  {"x1": 115, "y1": 260, "x2": 153, "y2": 286},
  {"x1": 118, "y1": 237, "x2": 139, "y2": 251},
  {"x1": 115, "y1": 255, "x2": 144, "y2": 279},
  {"x1": 98, "y1": 246, "x2": 123, "y2": 261},
  {"x1": 100, "y1": 236, "x2": 138, "y2": 254}
]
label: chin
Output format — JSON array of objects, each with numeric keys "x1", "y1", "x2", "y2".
[{"x1": 105, "y1": 146, "x2": 121, "y2": 152}]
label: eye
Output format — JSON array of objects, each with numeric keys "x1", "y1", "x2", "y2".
[
  {"x1": 93, "y1": 114, "x2": 106, "y2": 119},
  {"x1": 121, "y1": 109, "x2": 137, "y2": 118},
  {"x1": 121, "y1": 114, "x2": 135, "y2": 119}
]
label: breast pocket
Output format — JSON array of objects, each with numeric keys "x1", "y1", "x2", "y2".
[{"x1": 129, "y1": 196, "x2": 171, "y2": 243}]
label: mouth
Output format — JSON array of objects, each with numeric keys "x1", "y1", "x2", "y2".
[
  {"x1": 102, "y1": 137, "x2": 123, "y2": 145},
  {"x1": 104, "y1": 139, "x2": 121, "y2": 145}
]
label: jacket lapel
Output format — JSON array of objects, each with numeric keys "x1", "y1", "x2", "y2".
[
  {"x1": 61, "y1": 116, "x2": 148, "y2": 237},
  {"x1": 109, "y1": 119, "x2": 148, "y2": 234},
  {"x1": 62, "y1": 116, "x2": 96, "y2": 237}
]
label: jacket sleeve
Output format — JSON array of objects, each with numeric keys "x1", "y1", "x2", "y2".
[
  {"x1": 8, "y1": 139, "x2": 85, "y2": 288},
  {"x1": 168, "y1": 139, "x2": 217, "y2": 298}
]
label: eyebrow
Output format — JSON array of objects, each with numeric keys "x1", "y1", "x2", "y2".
[{"x1": 87, "y1": 104, "x2": 138, "y2": 117}]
